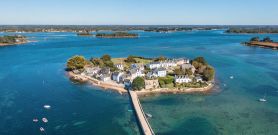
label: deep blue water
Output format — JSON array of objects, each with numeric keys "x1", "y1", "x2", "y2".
[{"x1": 0, "y1": 30, "x2": 277, "y2": 135}]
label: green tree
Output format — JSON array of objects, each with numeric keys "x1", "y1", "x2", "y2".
[
  {"x1": 250, "y1": 37, "x2": 260, "y2": 42},
  {"x1": 203, "y1": 66, "x2": 215, "y2": 81},
  {"x1": 262, "y1": 37, "x2": 272, "y2": 42},
  {"x1": 90, "y1": 58, "x2": 104, "y2": 67},
  {"x1": 67, "y1": 55, "x2": 87, "y2": 71},
  {"x1": 185, "y1": 68, "x2": 193, "y2": 76},
  {"x1": 154, "y1": 56, "x2": 167, "y2": 62},
  {"x1": 158, "y1": 76, "x2": 174, "y2": 88},
  {"x1": 193, "y1": 57, "x2": 207, "y2": 65},
  {"x1": 101, "y1": 54, "x2": 111, "y2": 61},
  {"x1": 125, "y1": 56, "x2": 137, "y2": 63},
  {"x1": 132, "y1": 77, "x2": 145, "y2": 91},
  {"x1": 174, "y1": 68, "x2": 184, "y2": 75}
]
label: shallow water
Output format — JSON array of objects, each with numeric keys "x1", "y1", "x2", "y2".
[{"x1": 0, "y1": 30, "x2": 277, "y2": 135}]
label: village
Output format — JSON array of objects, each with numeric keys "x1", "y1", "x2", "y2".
[{"x1": 67, "y1": 55, "x2": 215, "y2": 93}]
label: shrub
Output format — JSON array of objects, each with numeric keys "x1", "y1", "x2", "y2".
[
  {"x1": 132, "y1": 77, "x2": 145, "y2": 91},
  {"x1": 67, "y1": 55, "x2": 87, "y2": 71}
]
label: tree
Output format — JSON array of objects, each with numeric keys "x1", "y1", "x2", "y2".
[
  {"x1": 193, "y1": 57, "x2": 207, "y2": 65},
  {"x1": 185, "y1": 68, "x2": 193, "y2": 76},
  {"x1": 125, "y1": 56, "x2": 137, "y2": 63},
  {"x1": 158, "y1": 76, "x2": 174, "y2": 88},
  {"x1": 250, "y1": 37, "x2": 259, "y2": 42},
  {"x1": 202, "y1": 66, "x2": 215, "y2": 81},
  {"x1": 174, "y1": 68, "x2": 184, "y2": 75},
  {"x1": 154, "y1": 56, "x2": 167, "y2": 62},
  {"x1": 90, "y1": 58, "x2": 104, "y2": 67},
  {"x1": 101, "y1": 54, "x2": 111, "y2": 61},
  {"x1": 67, "y1": 55, "x2": 87, "y2": 71},
  {"x1": 132, "y1": 77, "x2": 145, "y2": 91},
  {"x1": 262, "y1": 37, "x2": 272, "y2": 42}
]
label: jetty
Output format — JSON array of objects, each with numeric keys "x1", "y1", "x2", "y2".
[{"x1": 129, "y1": 90, "x2": 155, "y2": 135}]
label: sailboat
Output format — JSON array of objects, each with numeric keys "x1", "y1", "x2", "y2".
[{"x1": 259, "y1": 93, "x2": 267, "y2": 102}]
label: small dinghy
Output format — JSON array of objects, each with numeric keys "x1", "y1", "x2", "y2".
[
  {"x1": 33, "y1": 118, "x2": 38, "y2": 122},
  {"x1": 42, "y1": 118, "x2": 48, "y2": 123},
  {"x1": 259, "y1": 98, "x2": 267, "y2": 102},
  {"x1": 40, "y1": 127, "x2": 45, "y2": 132},
  {"x1": 43, "y1": 105, "x2": 51, "y2": 109},
  {"x1": 145, "y1": 113, "x2": 152, "y2": 118}
]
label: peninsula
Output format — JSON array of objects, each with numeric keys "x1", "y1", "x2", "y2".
[
  {"x1": 0, "y1": 35, "x2": 28, "y2": 46},
  {"x1": 66, "y1": 55, "x2": 215, "y2": 95},
  {"x1": 96, "y1": 32, "x2": 138, "y2": 38},
  {"x1": 243, "y1": 37, "x2": 278, "y2": 50}
]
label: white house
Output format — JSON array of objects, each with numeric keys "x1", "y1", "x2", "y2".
[
  {"x1": 175, "y1": 58, "x2": 190, "y2": 65},
  {"x1": 181, "y1": 63, "x2": 196, "y2": 74},
  {"x1": 147, "y1": 68, "x2": 167, "y2": 78},
  {"x1": 100, "y1": 74, "x2": 111, "y2": 82},
  {"x1": 129, "y1": 68, "x2": 145, "y2": 80},
  {"x1": 115, "y1": 64, "x2": 124, "y2": 70},
  {"x1": 175, "y1": 75, "x2": 192, "y2": 83},
  {"x1": 82, "y1": 67, "x2": 100, "y2": 76},
  {"x1": 112, "y1": 72, "x2": 124, "y2": 83},
  {"x1": 195, "y1": 76, "x2": 203, "y2": 82},
  {"x1": 146, "y1": 62, "x2": 161, "y2": 69}
]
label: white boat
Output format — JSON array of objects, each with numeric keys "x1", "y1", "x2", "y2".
[
  {"x1": 33, "y1": 118, "x2": 38, "y2": 122},
  {"x1": 43, "y1": 105, "x2": 51, "y2": 109},
  {"x1": 145, "y1": 113, "x2": 152, "y2": 118},
  {"x1": 40, "y1": 127, "x2": 45, "y2": 132},
  {"x1": 230, "y1": 76, "x2": 234, "y2": 79},
  {"x1": 42, "y1": 118, "x2": 48, "y2": 123},
  {"x1": 259, "y1": 98, "x2": 267, "y2": 102}
]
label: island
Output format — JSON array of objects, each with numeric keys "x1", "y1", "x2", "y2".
[
  {"x1": 226, "y1": 27, "x2": 278, "y2": 34},
  {"x1": 0, "y1": 35, "x2": 28, "y2": 46},
  {"x1": 65, "y1": 55, "x2": 215, "y2": 95},
  {"x1": 96, "y1": 32, "x2": 138, "y2": 38},
  {"x1": 77, "y1": 31, "x2": 93, "y2": 36},
  {"x1": 243, "y1": 37, "x2": 278, "y2": 50}
]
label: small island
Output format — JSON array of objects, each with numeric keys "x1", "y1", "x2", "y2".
[
  {"x1": 226, "y1": 27, "x2": 278, "y2": 34},
  {"x1": 243, "y1": 37, "x2": 278, "y2": 50},
  {"x1": 0, "y1": 35, "x2": 28, "y2": 46},
  {"x1": 77, "y1": 31, "x2": 93, "y2": 36},
  {"x1": 65, "y1": 55, "x2": 215, "y2": 95},
  {"x1": 96, "y1": 32, "x2": 138, "y2": 38}
]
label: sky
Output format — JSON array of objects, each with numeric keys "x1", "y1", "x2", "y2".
[{"x1": 1, "y1": 0, "x2": 278, "y2": 25}]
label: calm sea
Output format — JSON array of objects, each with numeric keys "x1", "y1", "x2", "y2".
[{"x1": 0, "y1": 30, "x2": 277, "y2": 135}]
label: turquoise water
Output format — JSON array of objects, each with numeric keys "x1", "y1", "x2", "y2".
[{"x1": 0, "y1": 30, "x2": 277, "y2": 135}]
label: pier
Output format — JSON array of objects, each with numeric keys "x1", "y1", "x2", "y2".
[{"x1": 129, "y1": 91, "x2": 155, "y2": 135}]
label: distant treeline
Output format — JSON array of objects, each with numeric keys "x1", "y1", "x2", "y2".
[
  {"x1": 226, "y1": 27, "x2": 278, "y2": 33},
  {"x1": 95, "y1": 32, "x2": 138, "y2": 38},
  {"x1": 1, "y1": 25, "x2": 278, "y2": 33}
]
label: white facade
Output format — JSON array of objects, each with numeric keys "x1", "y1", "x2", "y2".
[
  {"x1": 157, "y1": 70, "x2": 167, "y2": 77},
  {"x1": 115, "y1": 64, "x2": 124, "y2": 70},
  {"x1": 129, "y1": 68, "x2": 145, "y2": 80},
  {"x1": 175, "y1": 75, "x2": 192, "y2": 83},
  {"x1": 100, "y1": 75, "x2": 111, "y2": 82},
  {"x1": 147, "y1": 68, "x2": 167, "y2": 78}
]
